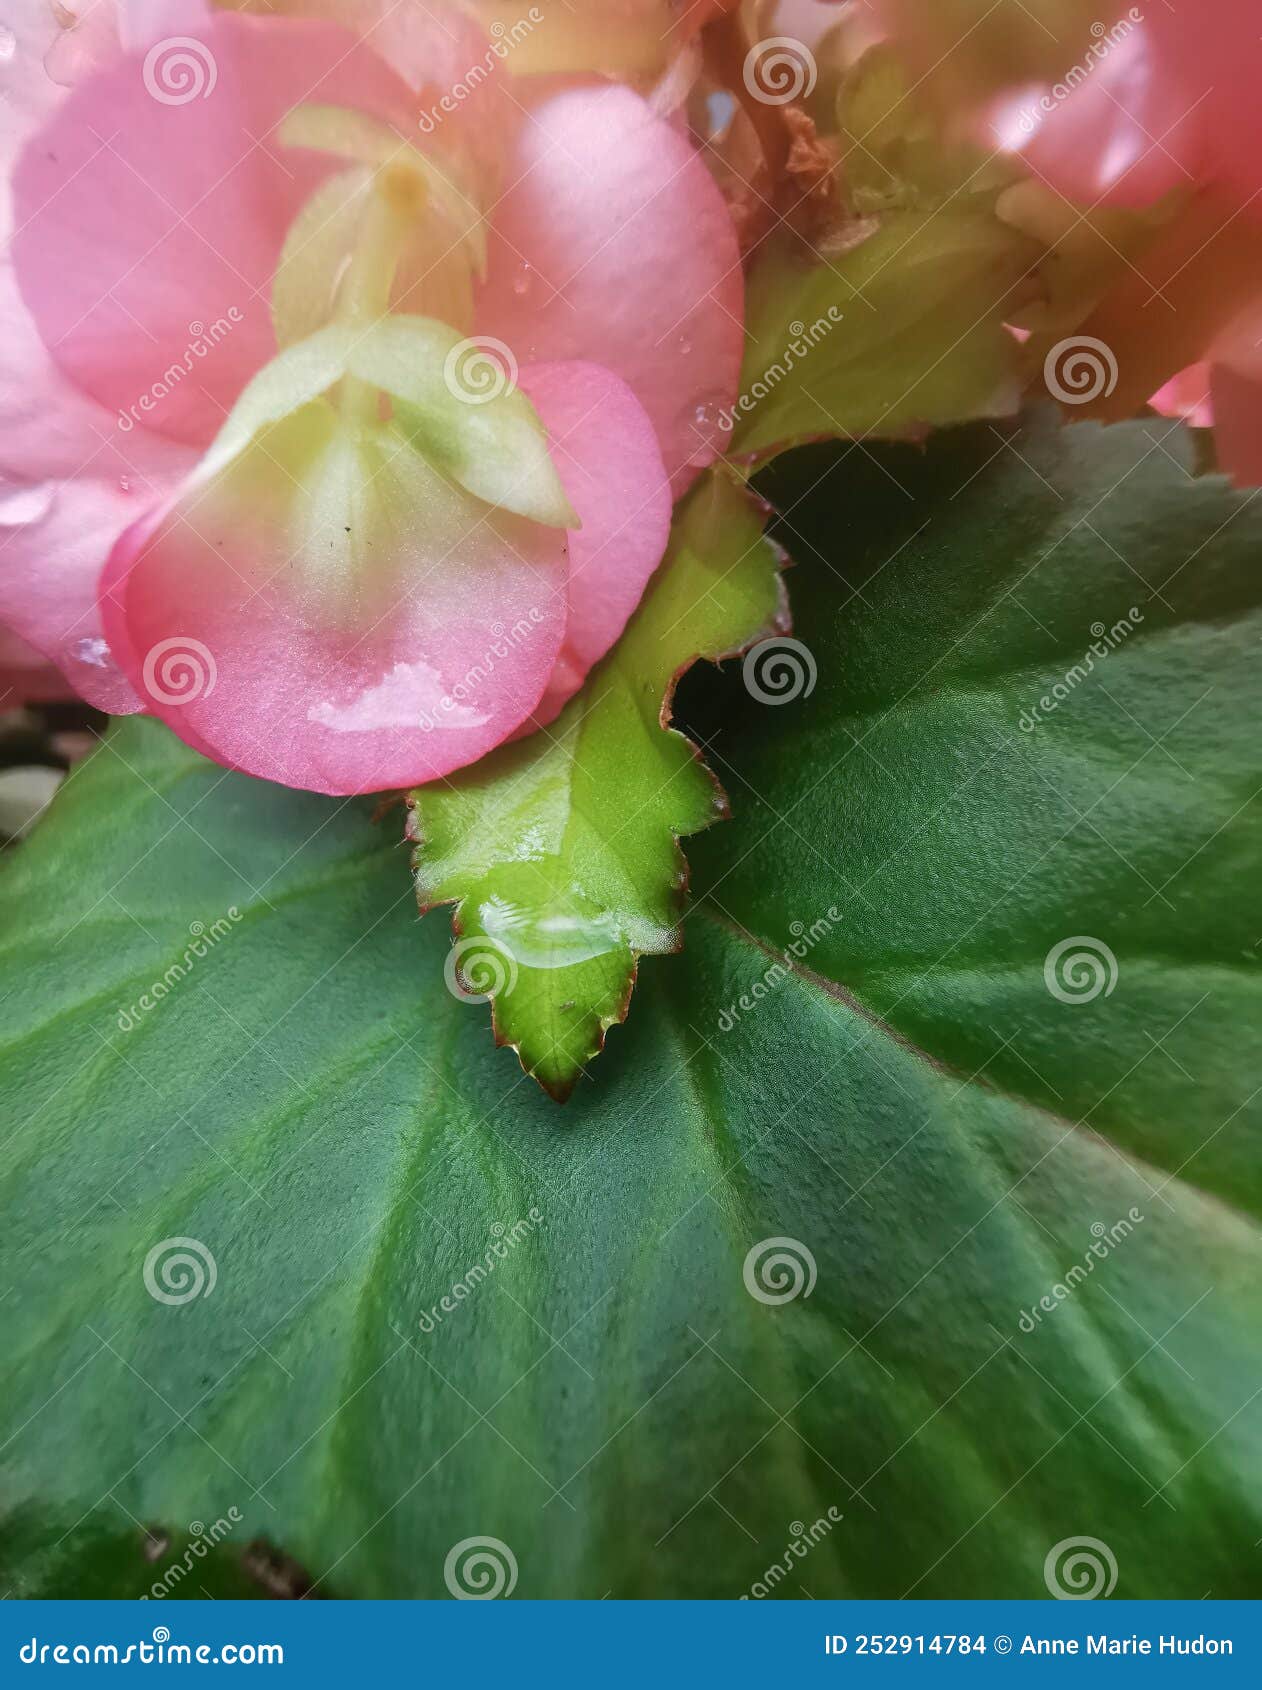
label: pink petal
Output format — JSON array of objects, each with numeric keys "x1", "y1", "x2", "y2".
[
  {"x1": 1149, "y1": 362, "x2": 1213, "y2": 430},
  {"x1": 516, "y1": 361, "x2": 671, "y2": 729},
  {"x1": 0, "y1": 260, "x2": 195, "y2": 713},
  {"x1": 992, "y1": 23, "x2": 1200, "y2": 208},
  {"x1": 199, "y1": 0, "x2": 513, "y2": 175},
  {"x1": 1146, "y1": 0, "x2": 1262, "y2": 206},
  {"x1": 11, "y1": 12, "x2": 414, "y2": 449},
  {"x1": 475, "y1": 82, "x2": 743, "y2": 494},
  {"x1": 99, "y1": 406, "x2": 571, "y2": 794}
]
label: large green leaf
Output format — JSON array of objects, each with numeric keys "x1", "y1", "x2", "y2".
[
  {"x1": 408, "y1": 470, "x2": 783, "y2": 1099},
  {"x1": 1, "y1": 413, "x2": 1259, "y2": 1601}
]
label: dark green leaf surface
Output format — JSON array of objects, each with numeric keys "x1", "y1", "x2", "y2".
[{"x1": 1, "y1": 414, "x2": 1259, "y2": 1600}]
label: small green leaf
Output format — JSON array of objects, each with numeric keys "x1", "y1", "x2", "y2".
[
  {"x1": 730, "y1": 46, "x2": 1039, "y2": 461},
  {"x1": 407, "y1": 470, "x2": 784, "y2": 1099}
]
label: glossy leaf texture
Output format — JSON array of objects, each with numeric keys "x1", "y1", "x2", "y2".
[
  {"x1": 408, "y1": 471, "x2": 784, "y2": 1099},
  {"x1": 0, "y1": 413, "x2": 1259, "y2": 1600}
]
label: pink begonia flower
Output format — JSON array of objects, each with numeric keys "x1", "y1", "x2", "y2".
[
  {"x1": 2, "y1": 3, "x2": 741, "y2": 793},
  {"x1": 955, "y1": 1, "x2": 1262, "y2": 486},
  {"x1": 993, "y1": 2, "x2": 1262, "y2": 212}
]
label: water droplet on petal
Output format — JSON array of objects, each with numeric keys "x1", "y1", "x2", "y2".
[
  {"x1": 686, "y1": 397, "x2": 728, "y2": 468},
  {"x1": 72, "y1": 637, "x2": 111, "y2": 669},
  {"x1": 511, "y1": 263, "x2": 534, "y2": 299},
  {"x1": 0, "y1": 481, "x2": 56, "y2": 527}
]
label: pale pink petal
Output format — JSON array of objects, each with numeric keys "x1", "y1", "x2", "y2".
[
  {"x1": 0, "y1": 255, "x2": 195, "y2": 712},
  {"x1": 0, "y1": 0, "x2": 190, "y2": 711},
  {"x1": 475, "y1": 83, "x2": 743, "y2": 494},
  {"x1": 516, "y1": 361, "x2": 671, "y2": 729},
  {"x1": 99, "y1": 406, "x2": 570, "y2": 794},
  {"x1": 11, "y1": 12, "x2": 414, "y2": 449}
]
